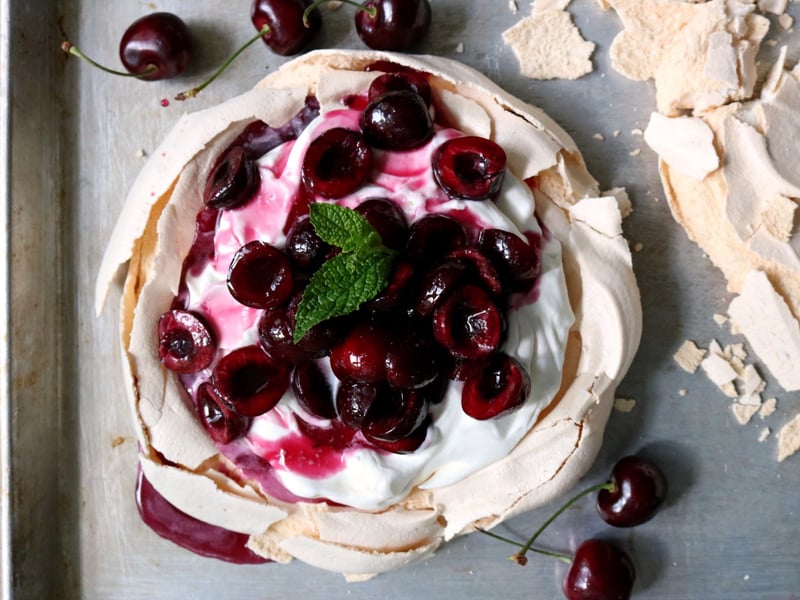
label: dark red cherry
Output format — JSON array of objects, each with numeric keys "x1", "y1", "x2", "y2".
[
  {"x1": 355, "y1": 198, "x2": 409, "y2": 251},
  {"x1": 360, "y1": 91, "x2": 433, "y2": 151},
  {"x1": 405, "y1": 214, "x2": 467, "y2": 265},
  {"x1": 251, "y1": 0, "x2": 321, "y2": 56},
  {"x1": 302, "y1": 128, "x2": 373, "y2": 198},
  {"x1": 227, "y1": 241, "x2": 294, "y2": 309},
  {"x1": 285, "y1": 215, "x2": 331, "y2": 272},
  {"x1": 158, "y1": 310, "x2": 215, "y2": 374},
  {"x1": 204, "y1": 145, "x2": 260, "y2": 210},
  {"x1": 433, "y1": 136, "x2": 507, "y2": 201},
  {"x1": 257, "y1": 304, "x2": 312, "y2": 364},
  {"x1": 597, "y1": 456, "x2": 668, "y2": 527},
  {"x1": 364, "y1": 260, "x2": 416, "y2": 313},
  {"x1": 355, "y1": 0, "x2": 432, "y2": 51},
  {"x1": 432, "y1": 285, "x2": 503, "y2": 359},
  {"x1": 384, "y1": 334, "x2": 441, "y2": 390},
  {"x1": 335, "y1": 380, "x2": 382, "y2": 429},
  {"x1": 212, "y1": 345, "x2": 289, "y2": 417},
  {"x1": 330, "y1": 321, "x2": 388, "y2": 383},
  {"x1": 196, "y1": 382, "x2": 251, "y2": 444},
  {"x1": 368, "y1": 71, "x2": 432, "y2": 106},
  {"x1": 461, "y1": 353, "x2": 530, "y2": 420},
  {"x1": 414, "y1": 259, "x2": 468, "y2": 317},
  {"x1": 478, "y1": 229, "x2": 540, "y2": 293},
  {"x1": 563, "y1": 539, "x2": 635, "y2": 600},
  {"x1": 291, "y1": 361, "x2": 337, "y2": 419},
  {"x1": 362, "y1": 388, "x2": 429, "y2": 441},
  {"x1": 119, "y1": 12, "x2": 192, "y2": 81},
  {"x1": 364, "y1": 415, "x2": 430, "y2": 454}
]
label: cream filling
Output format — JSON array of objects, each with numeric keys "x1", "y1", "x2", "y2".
[{"x1": 181, "y1": 106, "x2": 574, "y2": 511}]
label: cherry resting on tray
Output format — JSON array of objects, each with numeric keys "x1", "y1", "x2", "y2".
[
  {"x1": 252, "y1": 0, "x2": 321, "y2": 56},
  {"x1": 61, "y1": 12, "x2": 192, "y2": 81},
  {"x1": 479, "y1": 455, "x2": 668, "y2": 599}
]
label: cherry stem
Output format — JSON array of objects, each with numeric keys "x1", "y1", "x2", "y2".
[
  {"x1": 476, "y1": 528, "x2": 571, "y2": 565},
  {"x1": 302, "y1": 0, "x2": 377, "y2": 28},
  {"x1": 513, "y1": 481, "x2": 614, "y2": 562},
  {"x1": 175, "y1": 25, "x2": 270, "y2": 101},
  {"x1": 60, "y1": 41, "x2": 157, "y2": 78}
]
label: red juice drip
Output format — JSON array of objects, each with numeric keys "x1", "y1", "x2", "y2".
[{"x1": 135, "y1": 467, "x2": 269, "y2": 564}]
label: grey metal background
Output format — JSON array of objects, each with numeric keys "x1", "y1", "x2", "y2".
[{"x1": 2, "y1": 0, "x2": 799, "y2": 598}]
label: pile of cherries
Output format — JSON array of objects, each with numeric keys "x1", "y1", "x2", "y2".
[
  {"x1": 482, "y1": 456, "x2": 668, "y2": 600},
  {"x1": 158, "y1": 67, "x2": 541, "y2": 455},
  {"x1": 63, "y1": 0, "x2": 431, "y2": 90}
]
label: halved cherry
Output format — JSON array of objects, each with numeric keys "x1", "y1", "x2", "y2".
[
  {"x1": 335, "y1": 380, "x2": 383, "y2": 429},
  {"x1": 384, "y1": 333, "x2": 441, "y2": 390},
  {"x1": 285, "y1": 214, "x2": 331, "y2": 272},
  {"x1": 227, "y1": 241, "x2": 294, "y2": 309},
  {"x1": 433, "y1": 136, "x2": 507, "y2": 201},
  {"x1": 364, "y1": 415, "x2": 431, "y2": 454},
  {"x1": 405, "y1": 214, "x2": 467, "y2": 265},
  {"x1": 413, "y1": 258, "x2": 468, "y2": 317},
  {"x1": 461, "y1": 353, "x2": 530, "y2": 420},
  {"x1": 355, "y1": 197, "x2": 409, "y2": 251},
  {"x1": 212, "y1": 345, "x2": 289, "y2": 417},
  {"x1": 196, "y1": 382, "x2": 251, "y2": 444},
  {"x1": 204, "y1": 145, "x2": 260, "y2": 210},
  {"x1": 448, "y1": 247, "x2": 503, "y2": 297},
  {"x1": 158, "y1": 310, "x2": 216, "y2": 374},
  {"x1": 432, "y1": 284, "x2": 503, "y2": 359},
  {"x1": 301, "y1": 127, "x2": 373, "y2": 198}
]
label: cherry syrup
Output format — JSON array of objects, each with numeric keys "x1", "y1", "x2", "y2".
[{"x1": 135, "y1": 467, "x2": 269, "y2": 564}]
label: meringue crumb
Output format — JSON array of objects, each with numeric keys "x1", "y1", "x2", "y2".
[
  {"x1": 455, "y1": 42, "x2": 465, "y2": 53},
  {"x1": 777, "y1": 14, "x2": 793, "y2": 30},
  {"x1": 614, "y1": 397, "x2": 637, "y2": 413},
  {"x1": 502, "y1": 10, "x2": 594, "y2": 80},
  {"x1": 111, "y1": 436, "x2": 127, "y2": 448},
  {"x1": 633, "y1": 242, "x2": 644, "y2": 252},
  {"x1": 509, "y1": 0, "x2": 519, "y2": 12},
  {"x1": 678, "y1": 388, "x2": 688, "y2": 397},
  {"x1": 760, "y1": 195, "x2": 796, "y2": 242},
  {"x1": 758, "y1": 427, "x2": 771, "y2": 442},
  {"x1": 712, "y1": 313, "x2": 728, "y2": 327},
  {"x1": 613, "y1": 130, "x2": 621, "y2": 137},
  {"x1": 732, "y1": 402, "x2": 760, "y2": 425},
  {"x1": 629, "y1": 148, "x2": 641, "y2": 156},
  {"x1": 674, "y1": 340, "x2": 706, "y2": 373},
  {"x1": 700, "y1": 352, "x2": 738, "y2": 386},
  {"x1": 532, "y1": 0, "x2": 571, "y2": 11},
  {"x1": 135, "y1": 148, "x2": 147, "y2": 158},
  {"x1": 760, "y1": 397, "x2": 778, "y2": 419},
  {"x1": 593, "y1": 133, "x2": 605, "y2": 141},
  {"x1": 631, "y1": 128, "x2": 643, "y2": 136},
  {"x1": 777, "y1": 413, "x2": 800, "y2": 461}
]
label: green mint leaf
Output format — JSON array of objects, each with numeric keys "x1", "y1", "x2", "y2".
[
  {"x1": 309, "y1": 202, "x2": 382, "y2": 252},
  {"x1": 293, "y1": 249, "x2": 394, "y2": 342}
]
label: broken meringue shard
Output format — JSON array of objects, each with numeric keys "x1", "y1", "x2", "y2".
[{"x1": 96, "y1": 50, "x2": 641, "y2": 579}]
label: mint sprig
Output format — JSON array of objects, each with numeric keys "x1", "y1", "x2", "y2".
[{"x1": 293, "y1": 204, "x2": 394, "y2": 342}]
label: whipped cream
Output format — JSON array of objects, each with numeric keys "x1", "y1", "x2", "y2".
[{"x1": 179, "y1": 100, "x2": 574, "y2": 510}]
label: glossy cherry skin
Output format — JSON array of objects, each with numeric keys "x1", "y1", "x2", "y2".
[
  {"x1": 597, "y1": 456, "x2": 668, "y2": 527},
  {"x1": 563, "y1": 539, "x2": 635, "y2": 600},
  {"x1": 433, "y1": 136, "x2": 507, "y2": 201},
  {"x1": 360, "y1": 90, "x2": 434, "y2": 151},
  {"x1": 119, "y1": 12, "x2": 192, "y2": 81},
  {"x1": 196, "y1": 382, "x2": 251, "y2": 444},
  {"x1": 461, "y1": 353, "x2": 530, "y2": 420},
  {"x1": 204, "y1": 145, "x2": 260, "y2": 210},
  {"x1": 212, "y1": 345, "x2": 289, "y2": 417},
  {"x1": 355, "y1": 0, "x2": 432, "y2": 51},
  {"x1": 227, "y1": 241, "x2": 294, "y2": 309},
  {"x1": 251, "y1": 0, "x2": 321, "y2": 56}
]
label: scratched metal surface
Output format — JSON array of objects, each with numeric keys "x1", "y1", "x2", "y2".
[{"x1": 3, "y1": 0, "x2": 800, "y2": 598}]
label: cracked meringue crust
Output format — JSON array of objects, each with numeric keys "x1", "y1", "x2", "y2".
[{"x1": 97, "y1": 50, "x2": 641, "y2": 579}]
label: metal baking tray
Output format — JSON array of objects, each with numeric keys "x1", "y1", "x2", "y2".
[{"x1": 2, "y1": 1, "x2": 799, "y2": 597}]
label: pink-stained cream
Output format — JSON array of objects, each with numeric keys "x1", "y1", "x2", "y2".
[{"x1": 177, "y1": 95, "x2": 574, "y2": 511}]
